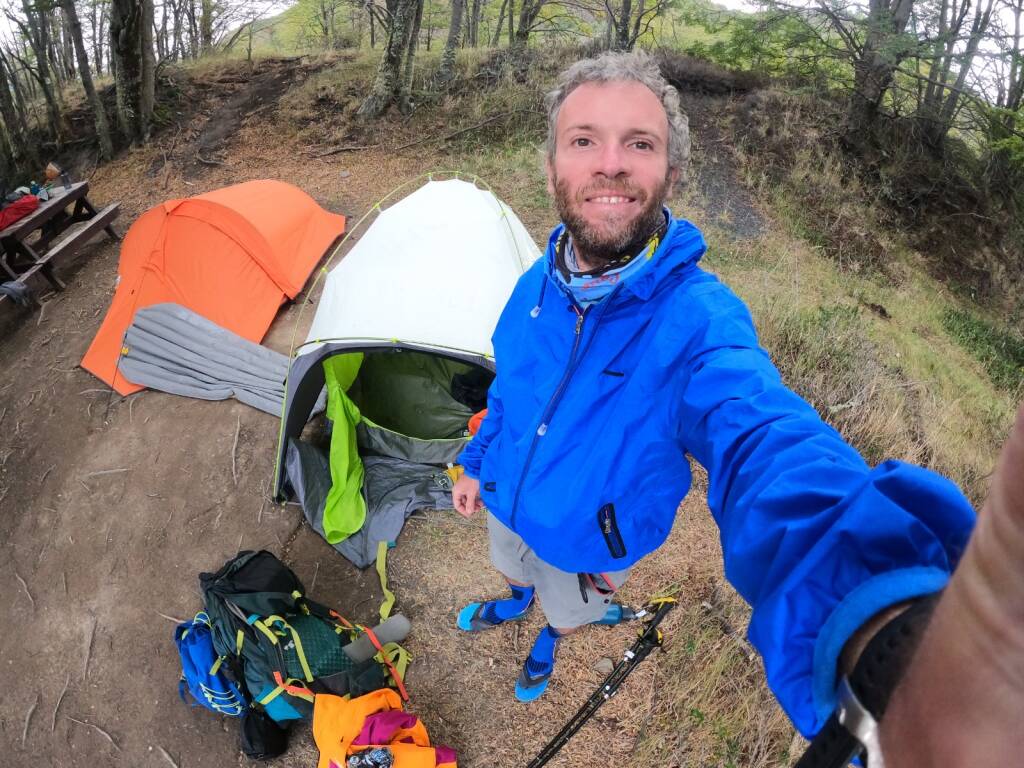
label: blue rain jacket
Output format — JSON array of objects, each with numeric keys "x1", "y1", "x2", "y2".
[{"x1": 458, "y1": 214, "x2": 977, "y2": 736}]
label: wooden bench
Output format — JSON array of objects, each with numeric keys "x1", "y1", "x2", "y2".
[{"x1": 0, "y1": 183, "x2": 120, "y2": 309}]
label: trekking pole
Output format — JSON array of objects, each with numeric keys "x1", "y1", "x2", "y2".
[{"x1": 526, "y1": 597, "x2": 677, "y2": 768}]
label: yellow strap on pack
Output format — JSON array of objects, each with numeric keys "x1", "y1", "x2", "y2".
[
  {"x1": 259, "y1": 686, "x2": 285, "y2": 706},
  {"x1": 250, "y1": 618, "x2": 280, "y2": 645},
  {"x1": 261, "y1": 615, "x2": 314, "y2": 682},
  {"x1": 258, "y1": 675, "x2": 316, "y2": 706},
  {"x1": 377, "y1": 641, "x2": 412, "y2": 681},
  {"x1": 236, "y1": 629, "x2": 245, "y2": 655},
  {"x1": 284, "y1": 620, "x2": 314, "y2": 683},
  {"x1": 376, "y1": 541, "x2": 395, "y2": 622},
  {"x1": 210, "y1": 655, "x2": 224, "y2": 675}
]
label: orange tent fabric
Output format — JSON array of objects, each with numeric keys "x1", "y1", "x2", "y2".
[{"x1": 82, "y1": 180, "x2": 345, "y2": 395}]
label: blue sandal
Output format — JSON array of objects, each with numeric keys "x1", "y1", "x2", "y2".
[{"x1": 457, "y1": 598, "x2": 533, "y2": 632}]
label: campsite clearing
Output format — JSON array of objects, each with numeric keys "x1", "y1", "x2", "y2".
[{"x1": 0, "y1": 56, "x2": 792, "y2": 767}]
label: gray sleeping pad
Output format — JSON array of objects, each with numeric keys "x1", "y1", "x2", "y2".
[{"x1": 118, "y1": 303, "x2": 289, "y2": 415}]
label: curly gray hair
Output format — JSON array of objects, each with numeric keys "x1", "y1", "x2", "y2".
[{"x1": 545, "y1": 50, "x2": 690, "y2": 179}]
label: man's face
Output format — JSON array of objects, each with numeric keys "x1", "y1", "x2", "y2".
[{"x1": 546, "y1": 80, "x2": 678, "y2": 267}]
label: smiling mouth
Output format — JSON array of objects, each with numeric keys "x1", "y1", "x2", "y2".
[{"x1": 586, "y1": 195, "x2": 637, "y2": 204}]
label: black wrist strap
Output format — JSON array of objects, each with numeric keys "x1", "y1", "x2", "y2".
[{"x1": 795, "y1": 592, "x2": 940, "y2": 768}]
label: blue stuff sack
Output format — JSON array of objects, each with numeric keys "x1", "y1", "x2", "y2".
[{"x1": 175, "y1": 611, "x2": 248, "y2": 716}]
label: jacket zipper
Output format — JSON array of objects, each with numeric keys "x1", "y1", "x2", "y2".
[{"x1": 509, "y1": 286, "x2": 619, "y2": 530}]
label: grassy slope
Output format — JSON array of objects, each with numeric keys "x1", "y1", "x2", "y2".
[{"x1": 174, "y1": 43, "x2": 1014, "y2": 766}]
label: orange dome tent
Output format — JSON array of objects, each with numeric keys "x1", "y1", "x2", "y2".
[{"x1": 82, "y1": 180, "x2": 345, "y2": 395}]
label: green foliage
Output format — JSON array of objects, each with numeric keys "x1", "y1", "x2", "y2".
[
  {"x1": 989, "y1": 134, "x2": 1024, "y2": 166},
  {"x1": 983, "y1": 106, "x2": 1024, "y2": 206},
  {"x1": 942, "y1": 309, "x2": 1024, "y2": 393},
  {"x1": 678, "y1": 0, "x2": 850, "y2": 85}
]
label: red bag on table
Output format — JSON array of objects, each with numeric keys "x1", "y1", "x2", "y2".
[{"x1": 0, "y1": 194, "x2": 39, "y2": 230}]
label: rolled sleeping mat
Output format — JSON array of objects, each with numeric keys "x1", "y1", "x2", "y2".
[{"x1": 342, "y1": 614, "x2": 412, "y2": 663}]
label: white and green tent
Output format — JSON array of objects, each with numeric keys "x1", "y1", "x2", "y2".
[{"x1": 274, "y1": 179, "x2": 539, "y2": 567}]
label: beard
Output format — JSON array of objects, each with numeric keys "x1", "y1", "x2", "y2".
[{"x1": 553, "y1": 173, "x2": 671, "y2": 270}]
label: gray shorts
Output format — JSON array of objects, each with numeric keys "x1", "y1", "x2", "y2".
[{"x1": 486, "y1": 513, "x2": 630, "y2": 629}]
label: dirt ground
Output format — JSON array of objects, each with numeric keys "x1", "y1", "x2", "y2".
[{"x1": 0, "y1": 59, "x2": 780, "y2": 767}]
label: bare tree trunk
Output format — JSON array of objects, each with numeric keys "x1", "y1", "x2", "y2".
[
  {"x1": 629, "y1": 0, "x2": 646, "y2": 47},
  {"x1": 614, "y1": 0, "x2": 633, "y2": 49},
  {"x1": 512, "y1": 0, "x2": 541, "y2": 52},
  {"x1": 186, "y1": 0, "x2": 199, "y2": 57},
  {"x1": 922, "y1": 0, "x2": 954, "y2": 111},
  {"x1": 508, "y1": 0, "x2": 513, "y2": 45},
  {"x1": 436, "y1": 0, "x2": 464, "y2": 83},
  {"x1": 109, "y1": 0, "x2": 153, "y2": 143},
  {"x1": 491, "y1": 0, "x2": 507, "y2": 45},
  {"x1": 358, "y1": 0, "x2": 418, "y2": 118},
  {"x1": 169, "y1": 0, "x2": 183, "y2": 60},
  {"x1": 199, "y1": 0, "x2": 213, "y2": 51},
  {"x1": 469, "y1": 0, "x2": 481, "y2": 46},
  {"x1": 46, "y1": 12, "x2": 65, "y2": 85},
  {"x1": 19, "y1": 0, "x2": 65, "y2": 145},
  {"x1": 316, "y1": 0, "x2": 329, "y2": 47},
  {"x1": 400, "y1": 0, "x2": 423, "y2": 107},
  {"x1": 845, "y1": 0, "x2": 916, "y2": 149},
  {"x1": 0, "y1": 49, "x2": 34, "y2": 167},
  {"x1": 141, "y1": 0, "x2": 155, "y2": 133},
  {"x1": 919, "y1": 0, "x2": 965, "y2": 138},
  {"x1": 4, "y1": 54, "x2": 32, "y2": 134},
  {"x1": 60, "y1": 0, "x2": 114, "y2": 158},
  {"x1": 1006, "y1": 0, "x2": 1024, "y2": 120},
  {"x1": 156, "y1": 0, "x2": 167, "y2": 59},
  {"x1": 61, "y1": 8, "x2": 77, "y2": 79},
  {"x1": 92, "y1": 0, "x2": 104, "y2": 74},
  {"x1": 933, "y1": 0, "x2": 995, "y2": 139},
  {"x1": 14, "y1": 51, "x2": 38, "y2": 100}
]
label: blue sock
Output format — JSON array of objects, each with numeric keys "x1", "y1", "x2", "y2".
[
  {"x1": 481, "y1": 583, "x2": 535, "y2": 624},
  {"x1": 525, "y1": 625, "x2": 560, "y2": 677}
]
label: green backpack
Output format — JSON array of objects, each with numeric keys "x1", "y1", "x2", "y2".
[{"x1": 199, "y1": 550, "x2": 399, "y2": 723}]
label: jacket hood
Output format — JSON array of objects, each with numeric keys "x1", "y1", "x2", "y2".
[{"x1": 541, "y1": 212, "x2": 707, "y2": 302}]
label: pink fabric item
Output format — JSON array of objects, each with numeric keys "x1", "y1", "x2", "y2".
[
  {"x1": 435, "y1": 746, "x2": 457, "y2": 764},
  {"x1": 352, "y1": 710, "x2": 419, "y2": 746}
]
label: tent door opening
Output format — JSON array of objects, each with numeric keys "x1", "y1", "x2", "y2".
[{"x1": 283, "y1": 347, "x2": 493, "y2": 568}]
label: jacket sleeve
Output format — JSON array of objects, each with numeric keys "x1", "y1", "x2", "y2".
[
  {"x1": 457, "y1": 375, "x2": 504, "y2": 479},
  {"x1": 674, "y1": 281, "x2": 976, "y2": 737}
]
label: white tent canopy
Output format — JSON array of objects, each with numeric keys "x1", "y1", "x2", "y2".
[{"x1": 301, "y1": 178, "x2": 538, "y2": 360}]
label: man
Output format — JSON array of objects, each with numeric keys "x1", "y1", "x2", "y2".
[{"x1": 451, "y1": 51, "x2": 1022, "y2": 763}]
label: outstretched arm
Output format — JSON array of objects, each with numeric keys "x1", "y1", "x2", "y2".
[{"x1": 674, "y1": 280, "x2": 975, "y2": 737}]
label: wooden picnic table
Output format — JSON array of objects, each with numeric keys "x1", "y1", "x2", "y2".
[{"x1": 0, "y1": 181, "x2": 120, "y2": 306}]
